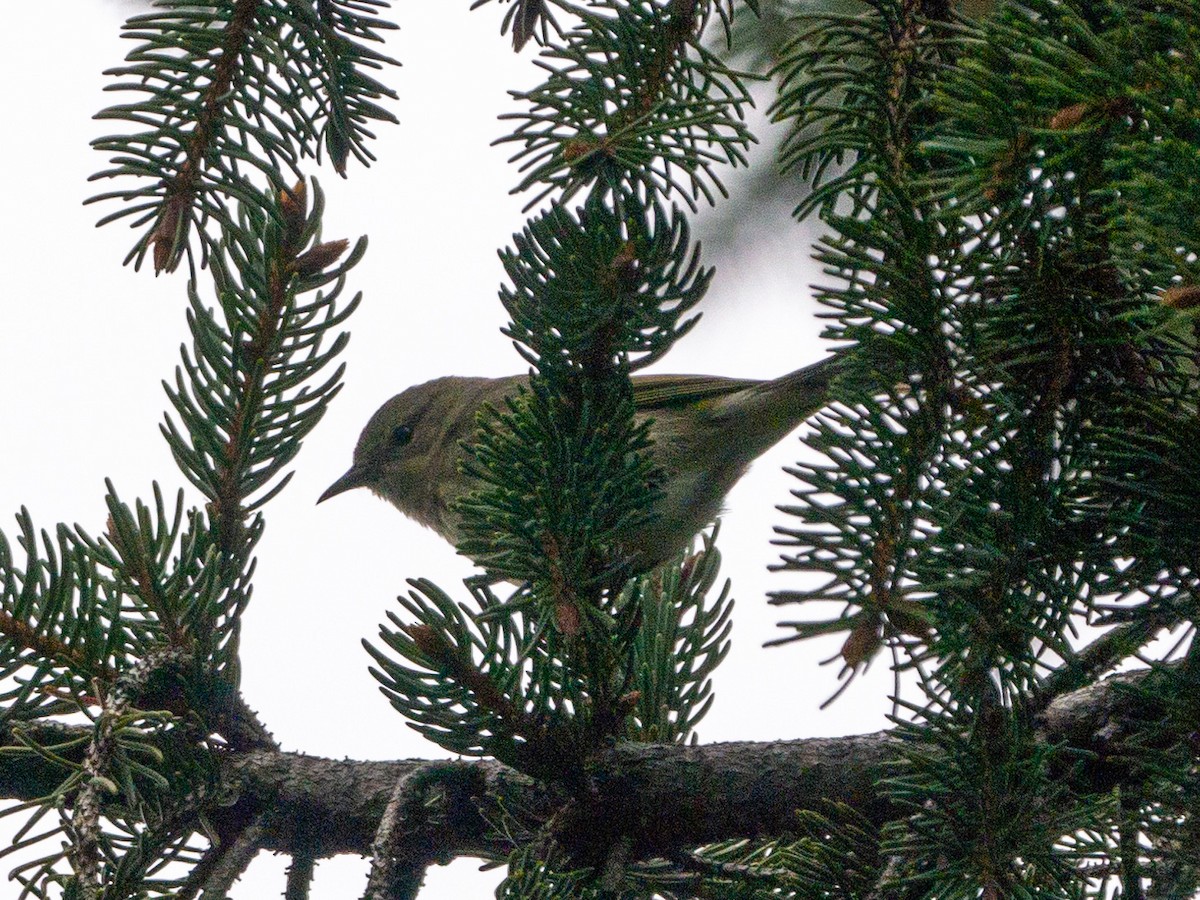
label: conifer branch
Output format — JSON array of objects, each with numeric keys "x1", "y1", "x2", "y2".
[
  {"x1": 0, "y1": 609, "x2": 115, "y2": 684},
  {"x1": 8, "y1": 0, "x2": 1195, "y2": 894},
  {"x1": 1033, "y1": 607, "x2": 1181, "y2": 712},
  {"x1": 184, "y1": 814, "x2": 268, "y2": 899},
  {"x1": 0, "y1": 667, "x2": 1181, "y2": 865},
  {"x1": 67, "y1": 648, "x2": 189, "y2": 899},
  {"x1": 89, "y1": 0, "x2": 397, "y2": 271},
  {"x1": 147, "y1": 0, "x2": 260, "y2": 273},
  {"x1": 497, "y1": 0, "x2": 753, "y2": 208}
]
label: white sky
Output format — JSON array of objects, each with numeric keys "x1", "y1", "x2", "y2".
[{"x1": 0, "y1": 2, "x2": 895, "y2": 896}]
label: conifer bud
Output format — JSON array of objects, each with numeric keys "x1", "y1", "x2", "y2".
[
  {"x1": 279, "y1": 180, "x2": 308, "y2": 247},
  {"x1": 1162, "y1": 284, "x2": 1200, "y2": 310},
  {"x1": 292, "y1": 239, "x2": 349, "y2": 277}
]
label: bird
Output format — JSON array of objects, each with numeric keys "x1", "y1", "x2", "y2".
[{"x1": 319, "y1": 354, "x2": 843, "y2": 570}]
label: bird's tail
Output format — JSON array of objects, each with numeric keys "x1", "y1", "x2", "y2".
[
  {"x1": 762, "y1": 350, "x2": 846, "y2": 416},
  {"x1": 712, "y1": 352, "x2": 847, "y2": 450},
  {"x1": 766, "y1": 352, "x2": 846, "y2": 412}
]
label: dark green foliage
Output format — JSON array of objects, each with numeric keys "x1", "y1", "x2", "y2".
[
  {"x1": 500, "y1": 845, "x2": 597, "y2": 899},
  {"x1": 769, "y1": 0, "x2": 1200, "y2": 894},
  {"x1": 882, "y1": 701, "x2": 1099, "y2": 898},
  {"x1": 457, "y1": 193, "x2": 707, "y2": 595},
  {"x1": 492, "y1": 801, "x2": 883, "y2": 899},
  {"x1": 625, "y1": 531, "x2": 732, "y2": 743},
  {"x1": 458, "y1": 377, "x2": 657, "y2": 602},
  {"x1": 89, "y1": 0, "x2": 396, "y2": 271},
  {"x1": 770, "y1": 0, "x2": 955, "y2": 682},
  {"x1": 364, "y1": 45, "x2": 748, "y2": 859},
  {"x1": 162, "y1": 183, "x2": 364, "y2": 521},
  {"x1": 497, "y1": 195, "x2": 708, "y2": 377},
  {"x1": 372, "y1": 170, "x2": 737, "y2": 796},
  {"x1": 685, "y1": 806, "x2": 883, "y2": 900},
  {"x1": 0, "y1": 512, "x2": 122, "y2": 723},
  {"x1": 9, "y1": 0, "x2": 765, "y2": 894},
  {"x1": 3, "y1": 0, "x2": 1199, "y2": 896},
  {"x1": 497, "y1": 0, "x2": 755, "y2": 209},
  {"x1": 0, "y1": 179, "x2": 361, "y2": 897},
  {"x1": 366, "y1": 535, "x2": 733, "y2": 776},
  {"x1": 772, "y1": 0, "x2": 952, "y2": 220}
]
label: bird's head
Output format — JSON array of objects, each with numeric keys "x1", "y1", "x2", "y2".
[{"x1": 318, "y1": 379, "x2": 462, "y2": 525}]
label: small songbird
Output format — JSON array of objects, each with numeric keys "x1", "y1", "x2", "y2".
[{"x1": 319, "y1": 354, "x2": 843, "y2": 569}]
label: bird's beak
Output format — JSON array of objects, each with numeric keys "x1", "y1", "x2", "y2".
[{"x1": 318, "y1": 466, "x2": 369, "y2": 504}]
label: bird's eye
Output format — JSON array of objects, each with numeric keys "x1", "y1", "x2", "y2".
[{"x1": 391, "y1": 424, "x2": 413, "y2": 447}]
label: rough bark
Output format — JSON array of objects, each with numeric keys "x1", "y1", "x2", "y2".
[{"x1": 0, "y1": 668, "x2": 1175, "y2": 864}]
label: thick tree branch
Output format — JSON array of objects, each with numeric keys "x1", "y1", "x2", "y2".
[{"x1": 0, "y1": 668, "x2": 1181, "y2": 865}]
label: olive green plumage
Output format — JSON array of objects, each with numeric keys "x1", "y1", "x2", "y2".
[{"x1": 320, "y1": 354, "x2": 842, "y2": 568}]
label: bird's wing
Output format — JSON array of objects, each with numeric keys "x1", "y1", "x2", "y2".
[{"x1": 631, "y1": 373, "x2": 762, "y2": 410}]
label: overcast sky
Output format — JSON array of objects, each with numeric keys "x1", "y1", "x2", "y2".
[{"x1": 0, "y1": 3, "x2": 895, "y2": 895}]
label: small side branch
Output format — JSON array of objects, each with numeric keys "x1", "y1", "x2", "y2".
[
  {"x1": 285, "y1": 852, "x2": 315, "y2": 900},
  {"x1": 193, "y1": 815, "x2": 268, "y2": 900},
  {"x1": 67, "y1": 647, "x2": 190, "y2": 899},
  {"x1": 364, "y1": 763, "x2": 489, "y2": 900}
]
